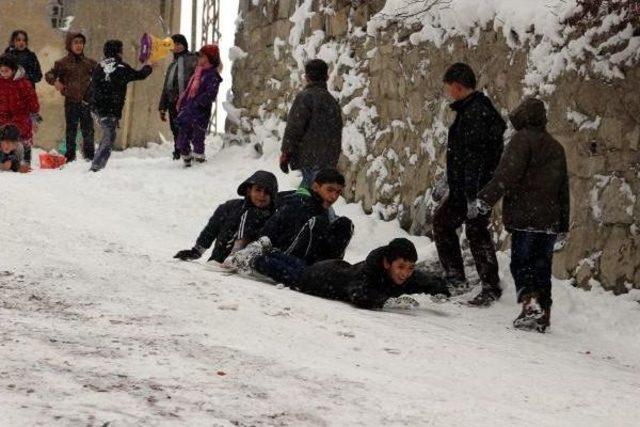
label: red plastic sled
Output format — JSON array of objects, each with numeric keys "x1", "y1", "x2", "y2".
[{"x1": 39, "y1": 152, "x2": 67, "y2": 169}]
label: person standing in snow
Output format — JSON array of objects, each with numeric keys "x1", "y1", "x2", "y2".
[
  {"x1": 0, "y1": 54, "x2": 39, "y2": 168},
  {"x1": 85, "y1": 40, "x2": 153, "y2": 172},
  {"x1": 5, "y1": 30, "x2": 42, "y2": 87},
  {"x1": 173, "y1": 170, "x2": 279, "y2": 268},
  {"x1": 468, "y1": 97, "x2": 570, "y2": 332},
  {"x1": 225, "y1": 168, "x2": 354, "y2": 282},
  {"x1": 433, "y1": 63, "x2": 506, "y2": 307},
  {"x1": 45, "y1": 32, "x2": 97, "y2": 162},
  {"x1": 279, "y1": 59, "x2": 343, "y2": 188},
  {"x1": 158, "y1": 34, "x2": 197, "y2": 161},
  {"x1": 295, "y1": 238, "x2": 450, "y2": 309},
  {"x1": 175, "y1": 44, "x2": 223, "y2": 167}
]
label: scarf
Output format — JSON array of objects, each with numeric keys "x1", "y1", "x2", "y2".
[{"x1": 177, "y1": 64, "x2": 211, "y2": 111}]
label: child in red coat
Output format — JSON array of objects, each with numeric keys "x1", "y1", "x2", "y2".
[{"x1": 0, "y1": 54, "x2": 40, "y2": 166}]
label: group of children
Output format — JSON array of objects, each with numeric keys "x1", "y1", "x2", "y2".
[
  {"x1": 0, "y1": 30, "x2": 223, "y2": 173},
  {"x1": 174, "y1": 167, "x2": 451, "y2": 310},
  {"x1": 1, "y1": 29, "x2": 570, "y2": 333}
]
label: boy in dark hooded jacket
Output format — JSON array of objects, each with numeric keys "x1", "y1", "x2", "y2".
[
  {"x1": 223, "y1": 168, "x2": 354, "y2": 282},
  {"x1": 45, "y1": 32, "x2": 96, "y2": 162},
  {"x1": 296, "y1": 238, "x2": 450, "y2": 309},
  {"x1": 174, "y1": 171, "x2": 279, "y2": 267},
  {"x1": 85, "y1": 40, "x2": 153, "y2": 171},
  {"x1": 469, "y1": 97, "x2": 570, "y2": 332}
]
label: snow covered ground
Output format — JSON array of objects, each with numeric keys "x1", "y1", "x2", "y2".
[{"x1": 2, "y1": 142, "x2": 640, "y2": 426}]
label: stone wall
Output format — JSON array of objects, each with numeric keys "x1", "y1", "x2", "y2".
[
  {"x1": 229, "y1": 0, "x2": 640, "y2": 293},
  {"x1": 0, "y1": 0, "x2": 181, "y2": 151}
]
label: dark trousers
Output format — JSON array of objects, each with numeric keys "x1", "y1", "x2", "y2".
[
  {"x1": 254, "y1": 252, "x2": 308, "y2": 287},
  {"x1": 433, "y1": 197, "x2": 500, "y2": 287},
  {"x1": 510, "y1": 230, "x2": 557, "y2": 308},
  {"x1": 64, "y1": 101, "x2": 94, "y2": 160},
  {"x1": 168, "y1": 103, "x2": 180, "y2": 154}
]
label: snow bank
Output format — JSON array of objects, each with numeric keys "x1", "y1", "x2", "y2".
[{"x1": 2, "y1": 144, "x2": 640, "y2": 425}]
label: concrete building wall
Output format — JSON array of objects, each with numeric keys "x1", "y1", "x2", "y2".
[{"x1": 0, "y1": 0, "x2": 181, "y2": 151}]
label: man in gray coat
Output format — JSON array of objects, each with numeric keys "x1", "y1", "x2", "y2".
[
  {"x1": 279, "y1": 59, "x2": 343, "y2": 188},
  {"x1": 159, "y1": 34, "x2": 197, "y2": 160}
]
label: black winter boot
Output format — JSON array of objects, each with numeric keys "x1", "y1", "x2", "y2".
[{"x1": 467, "y1": 285, "x2": 502, "y2": 307}]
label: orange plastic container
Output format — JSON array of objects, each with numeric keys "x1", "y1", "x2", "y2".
[{"x1": 39, "y1": 152, "x2": 67, "y2": 169}]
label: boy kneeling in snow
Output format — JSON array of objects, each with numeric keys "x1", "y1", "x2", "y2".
[
  {"x1": 295, "y1": 238, "x2": 450, "y2": 309},
  {"x1": 174, "y1": 171, "x2": 278, "y2": 267},
  {"x1": 224, "y1": 167, "x2": 354, "y2": 281},
  {"x1": 468, "y1": 97, "x2": 570, "y2": 332},
  {"x1": 0, "y1": 125, "x2": 29, "y2": 173}
]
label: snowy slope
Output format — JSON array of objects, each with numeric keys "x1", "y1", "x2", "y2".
[{"x1": 2, "y1": 142, "x2": 640, "y2": 426}]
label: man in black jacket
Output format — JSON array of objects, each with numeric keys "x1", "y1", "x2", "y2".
[
  {"x1": 85, "y1": 40, "x2": 153, "y2": 171},
  {"x1": 279, "y1": 59, "x2": 343, "y2": 188},
  {"x1": 296, "y1": 238, "x2": 450, "y2": 309},
  {"x1": 173, "y1": 170, "x2": 279, "y2": 267},
  {"x1": 158, "y1": 34, "x2": 197, "y2": 160},
  {"x1": 433, "y1": 63, "x2": 506, "y2": 306},
  {"x1": 224, "y1": 168, "x2": 353, "y2": 280}
]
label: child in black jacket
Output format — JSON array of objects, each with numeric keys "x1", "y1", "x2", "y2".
[
  {"x1": 86, "y1": 40, "x2": 153, "y2": 171},
  {"x1": 296, "y1": 238, "x2": 450, "y2": 309},
  {"x1": 174, "y1": 171, "x2": 278, "y2": 268},
  {"x1": 224, "y1": 168, "x2": 353, "y2": 282}
]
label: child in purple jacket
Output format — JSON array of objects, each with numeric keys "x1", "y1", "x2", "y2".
[{"x1": 176, "y1": 44, "x2": 222, "y2": 167}]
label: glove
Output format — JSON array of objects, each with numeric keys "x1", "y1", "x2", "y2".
[
  {"x1": 432, "y1": 175, "x2": 448, "y2": 202},
  {"x1": 279, "y1": 152, "x2": 290, "y2": 174},
  {"x1": 553, "y1": 233, "x2": 568, "y2": 252},
  {"x1": 173, "y1": 247, "x2": 202, "y2": 261},
  {"x1": 383, "y1": 295, "x2": 420, "y2": 309},
  {"x1": 467, "y1": 199, "x2": 491, "y2": 220}
]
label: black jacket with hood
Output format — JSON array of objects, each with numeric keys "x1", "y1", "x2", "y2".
[
  {"x1": 478, "y1": 97, "x2": 570, "y2": 233},
  {"x1": 446, "y1": 91, "x2": 506, "y2": 205},
  {"x1": 296, "y1": 246, "x2": 450, "y2": 309},
  {"x1": 195, "y1": 171, "x2": 279, "y2": 262},
  {"x1": 259, "y1": 188, "x2": 329, "y2": 252},
  {"x1": 85, "y1": 44, "x2": 152, "y2": 119},
  {"x1": 159, "y1": 49, "x2": 197, "y2": 111}
]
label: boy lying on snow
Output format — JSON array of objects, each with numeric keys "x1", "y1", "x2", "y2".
[
  {"x1": 224, "y1": 168, "x2": 354, "y2": 278},
  {"x1": 296, "y1": 238, "x2": 450, "y2": 309},
  {"x1": 0, "y1": 125, "x2": 29, "y2": 173},
  {"x1": 173, "y1": 170, "x2": 279, "y2": 266}
]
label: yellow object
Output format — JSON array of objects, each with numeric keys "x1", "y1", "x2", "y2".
[{"x1": 139, "y1": 33, "x2": 174, "y2": 63}]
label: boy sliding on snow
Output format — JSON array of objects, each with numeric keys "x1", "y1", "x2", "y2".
[
  {"x1": 295, "y1": 238, "x2": 450, "y2": 309},
  {"x1": 85, "y1": 40, "x2": 153, "y2": 172},
  {"x1": 468, "y1": 97, "x2": 570, "y2": 332},
  {"x1": 174, "y1": 171, "x2": 279, "y2": 267},
  {"x1": 0, "y1": 125, "x2": 29, "y2": 173},
  {"x1": 224, "y1": 168, "x2": 354, "y2": 280}
]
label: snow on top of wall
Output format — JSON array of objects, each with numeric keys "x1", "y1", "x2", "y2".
[{"x1": 371, "y1": 0, "x2": 640, "y2": 94}]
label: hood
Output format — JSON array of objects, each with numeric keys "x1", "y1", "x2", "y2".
[
  {"x1": 509, "y1": 97, "x2": 547, "y2": 131},
  {"x1": 363, "y1": 246, "x2": 387, "y2": 279},
  {"x1": 65, "y1": 32, "x2": 86, "y2": 53},
  {"x1": 236, "y1": 170, "x2": 278, "y2": 204}
]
